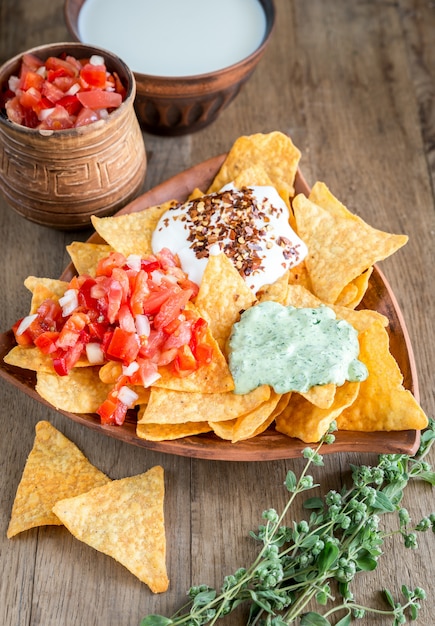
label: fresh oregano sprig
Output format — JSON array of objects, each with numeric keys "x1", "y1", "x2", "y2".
[{"x1": 141, "y1": 419, "x2": 435, "y2": 626}]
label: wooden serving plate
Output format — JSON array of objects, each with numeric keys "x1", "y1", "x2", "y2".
[{"x1": 0, "y1": 155, "x2": 421, "y2": 460}]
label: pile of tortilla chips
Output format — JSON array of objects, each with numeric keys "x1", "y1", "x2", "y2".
[
  {"x1": 4, "y1": 131, "x2": 428, "y2": 444},
  {"x1": 8, "y1": 420, "x2": 168, "y2": 594}
]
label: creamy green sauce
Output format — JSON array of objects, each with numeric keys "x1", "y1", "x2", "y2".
[{"x1": 228, "y1": 301, "x2": 368, "y2": 395}]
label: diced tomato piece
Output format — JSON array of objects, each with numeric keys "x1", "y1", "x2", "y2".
[
  {"x1": 56, "y1": 94, "x2": 81, "y2": 116},
  {"x1": 45, "y1": 56, "x2": 79, "y2": 77},
  {"x1": 106, "y1": 327, "x2": 140, "y2": 363},
  {"x1": 38, "y1": 104, "x2": 75, "y2": 130},
  {"x1": 20, "y1": 69, "x2": 44, "y2": 92},
  {"x1": 80, "y1": 63, "x2": 107, "y2": 89},
  {"x1": 42, "y1": 80, "x2": 65, "y2": 104},
  {"x1": 56, "y1": 312, "x2": 89, "y2": 349},
  {"x1": 130, "y1": 270, "x2": 149, "y2": 316},
  {"x1": 34, "y1": 331, "x2": 60, "y2": 354},
  {"x1": 77, "y1": 89, "x2": 122, "y2": 110},
  {"x1": 21, "y1": 53, "x2": 45, "y2": 72},
  {"x1": 139, "y1": 328, "x2": 167, "y2": 359},
  {"x1": 153, "y1": 288, "x2": 193, "y2": 329},
  {"x1": 96, "y1": 251, "x2": 127, "y2": 277},
  {"x1": 19, "y1": 86, "x2": 42, "y2": 110},
  {"x1": 96, "y1": 397, "x2": 119, "y2": 425},
  {"x1": 173, "y1": 344, "x2": 198, "y2": 376},
  {"x1": 141, "y1": 286, "x2": 177, "y2": 316},
  {"x1": 5, "y1": 96, "x2": 24, "y2": 124},
  {"x1": 112, "y1": 71, "x2": 127, "y2": 99}
]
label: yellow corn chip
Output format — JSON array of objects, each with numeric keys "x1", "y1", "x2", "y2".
[
  {"x1": 292, "y1": 190, "x2": 408, "y2": 303},
  {"x1": 7, "y1": 421, "x2": 110, "y2": 538},
  {"x1": 53, "y1": 466, "x2": 168, "y2": 593},
  {"x1": 276, "y1": 381, "x2": 360, "y2": 443},
  {"x1": 138, "y1": 384, "x2": 270, "y2": 425},
  {"x1": 66, "y1": 242, "x2": 113, "y2": 276},
  {"x1": 91, "y1": 200, "x2": 178, "y2": 257},
  {"x1": 136, "y1": 420, "x2": 211, "y2": 441},
  {"x1": 36, "y1": 367, "x2": 113, "y2": 412},
  {"x1": 336, "y1": 321, "x2": 428, "y2": 432},
  {"x1": 195, "y1": 252, "x2": 256, "y2": 353}
]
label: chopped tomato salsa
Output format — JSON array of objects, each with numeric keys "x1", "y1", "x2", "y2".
[
  {"x1": 12, "y1": 249, "x2": 214, "y2": 425},
  {"x1": 1, "y1": 52, "x2": 126, "y2": 130}
]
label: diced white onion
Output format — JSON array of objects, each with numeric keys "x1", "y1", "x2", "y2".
[
  {"x1": 90, "y1": 54, "x2": 105, "y2": 66},
  {"x1": 8, "y1": 75, "x2": 20, "y2": 93},
  {"x1": 142, "y1": 370, "x2": 161, "y2": 387},
  {"x1": 58, "y1": 288, "x2": 79, "y2": 316},
  {"x1": 38, "y1": 107, "x2": 56, "y2": 121},
  {"x1": 150, "y1": 270, "x2": 164, "y2": 284},
  {"x1": 117, "y1": 385, "x2": 139, "y2": 407},
  {"x1": 126, "y1": 254, "x2": 142, "y2": 271},
  {"x1": 162, "y1": 273, "x2": 178, "y2": 284},
  {"x1": 98, "y1": 108, "x2": 109, "y2": 119},
  {"x1": 36, "y1": 66, "x2": 47, "y2": 77},
  {"x1": 135, "y1": 314, "x2": 150, "y2": 337},
  {"x1": 15, "y1": 313, "x2": 38, "y2": 336},
  {"x1": 122, "y1": 361, "x2": 139, "y2": 377},
  {"x1": 65, "y1": 82, "x2": 80, "y2": 96},
  {"x1": 85, "y1": 342, "x2": 105, "y2": 364}
]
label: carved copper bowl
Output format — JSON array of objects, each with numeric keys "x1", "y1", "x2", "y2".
[
  {"x1": 64, "y1": 0, "x2": 276, "y2": 136},
  {"x1": 0, "y1": 42, "x2": 147, "y2": 229}
]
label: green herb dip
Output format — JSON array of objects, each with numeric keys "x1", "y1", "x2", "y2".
[{"x1": 228, "y1": 301, "x2": 368, "y2": 394}]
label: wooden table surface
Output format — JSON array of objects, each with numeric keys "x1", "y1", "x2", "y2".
[{"x1": 1, "y1": 1, "x2": 434, "y2": 625}]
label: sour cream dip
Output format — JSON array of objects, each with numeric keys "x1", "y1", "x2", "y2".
[
  {"x1": 78, "y1": 0, "x2": 267, "y2": 76},
  {"x1": 151, "y1": 186, "x2": 308, "y2": 293}
]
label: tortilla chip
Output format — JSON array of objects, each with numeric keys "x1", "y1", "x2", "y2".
[
  {"x1": 298, "y1": 383, "x2": 336, "y2": 409},
  {"x1": 292, "y1": 189, "x2": 408, "y2": 303},
  {"x1": 24, "y1": 277, "x2": 68, "y2": 313},
  {"x1": 7, "y1": 421, "x2": 110, "y2": 538},
  {"x1": 336, "y1": 321, "x2": 428, "y2": 431},
  {"x1": 257, "y1": 270, "x2": 290, "y2": 305},
  {"x1": 136, "y1": 420, "x2": 211, "y2": 441},
  {"x1": 66, "y1": 242, "x2": 113, "y2": 276},
  {"x1": 276, "y1": 381, "x2": 360, "y2": 443},
  {"x1": 335, "y1": 267, "x2": 373, "y2": 309},
  {"x1": 91, "y1": 200, "x2": 178, "y2": 257},
  {"x1": 284, "y1": 284, "x2": 388, "y2": 332},
  {"x1": 231, "y1": 392, "x2": 282, "y2": 442},
  {"x1": 52, "y1": 466, "x2": 168, "y2": 593},
  {"x1": 195, "y1": 252, "x2": 256, "y2": 353},
  {"x1": 36, "y1": 367, "x2": 113, "y2": 412},
  {"x1": 208, "y1": 132, "x2": 301, "y2": 199},
  {"x1": 138, "y1": 384, "x2": 270, "y2": 425},
  {"x1": 4, "y1": 345, "x2": 89, "y2": 372}
]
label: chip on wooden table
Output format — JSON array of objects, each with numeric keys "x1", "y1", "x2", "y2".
[
  {"x1": 7, "y1": 421, "x2": 110, "y2": 538},
  {"x1": 53, "y1": 466, "x2": 169, "y2": 594}
]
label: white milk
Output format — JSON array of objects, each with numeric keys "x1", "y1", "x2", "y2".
[{"x1": 78, "y1": 0, "x2": 267, "y2": 76}]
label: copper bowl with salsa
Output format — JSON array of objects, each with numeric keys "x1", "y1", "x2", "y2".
[
  {"x1": 64, "y1": 0, "x2": 276, "y2": 136},
  {"x1": 0, "y1": 42, "x2": 146, "y2": 229}
]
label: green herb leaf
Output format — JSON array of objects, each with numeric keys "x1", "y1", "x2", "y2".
[
  {"x1": 285, "y1": 470, "x2": 297, "y2": 492},
  {"x1": 140, "y1": 616, "x2": 173, "y2": 626},
  {"x1": 373, "y1": 490, "x2": 396, "y2": 512},
  {"x1": 335, "y1": 613, "x2": 352, "y2": 626},
  {"x1": 383, "y1": 588, "x2": 396, "y2": 608},
  {"x1": 300, "y1": 612, "x2": 330, "y2": 625},
  {"x1": 317, "y1": 542, "x2": 339, "y2": 574},
  {"x1": 303, "y1": 497, "x2": 324, "y2": 510}
]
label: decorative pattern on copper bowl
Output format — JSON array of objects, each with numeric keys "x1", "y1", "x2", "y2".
[
  {"x1": 64, "y1": 0, "x2": 276, "y2": 136},
  {"x1": 0, "y1": 42, "x2": 146, "y2": 229}
]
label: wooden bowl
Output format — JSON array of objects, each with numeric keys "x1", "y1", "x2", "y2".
[
  {"x1": 64, "y1": 0, "x2": 276, "y2": 136},
  {"x1": 0, "y1": 42, "x2": 147, "y2": 229}
]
